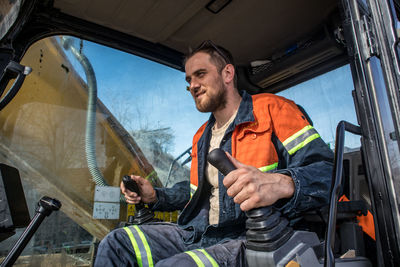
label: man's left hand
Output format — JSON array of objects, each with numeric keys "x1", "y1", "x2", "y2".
[{"x1": 223, "y1": 152, "x2": 295, "y2": 211}]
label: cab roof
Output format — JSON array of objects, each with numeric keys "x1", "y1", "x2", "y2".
[
  {"x1": 52, "y1": 0, "x2": 339, "y2": 66},
  {"x1": 13, "y1": 0, "x2": 346, "y2": 92}
]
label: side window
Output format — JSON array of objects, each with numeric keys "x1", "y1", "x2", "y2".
[
  {"x1": 277, "y1": 65, "x2": 360, "y2": 150},
  {"x1": 0, "y1": 36, "x2": 207, "y2": 263},
  {"x1": 63, "y1": 37, "x2": 209, "y2": 186}
]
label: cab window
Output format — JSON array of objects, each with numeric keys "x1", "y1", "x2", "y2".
[{"x1": 0, "y1": 36, "x2": 207, "y2": 263}]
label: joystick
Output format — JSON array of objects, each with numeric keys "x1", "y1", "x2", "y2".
[
  {"x1": 122, "y1": 175, "x2": 155, "y2": 225},
  {"x1": 207, "y1": 149, "x2": 294, "y2": 263}
]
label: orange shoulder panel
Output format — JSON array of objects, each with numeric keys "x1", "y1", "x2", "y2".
[
  {"x1": 254, "y1": 94, "x2": 310, "y2": 143},
  {"x1": 190, "y1": 122, "x2": 207, "y2": 187}
]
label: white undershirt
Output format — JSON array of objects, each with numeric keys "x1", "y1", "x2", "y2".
[{"x1": 205, "y1": 110, "x2": 238, "y2": 225}]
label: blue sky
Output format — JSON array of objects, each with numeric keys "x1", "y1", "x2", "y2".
[{"x1": 65, "y1": 38, "x2": 360, "y2": 158}]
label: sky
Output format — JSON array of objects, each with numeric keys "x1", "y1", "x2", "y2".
[{"x1": 65, "y1": 37, "x2": 360, "y2": 158}]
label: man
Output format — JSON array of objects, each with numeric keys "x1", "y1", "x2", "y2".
[{"x1": 95, "y1": 41, "x2": 333, "y2": 266}]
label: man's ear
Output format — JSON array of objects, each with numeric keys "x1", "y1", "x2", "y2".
[{"x1": 222, "y1": 64, "x2": 235, "y2": 84}]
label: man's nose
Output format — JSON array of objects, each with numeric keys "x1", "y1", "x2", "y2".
[{"x1": 189, "y1": 80, "x2": 200, "y2": 92}]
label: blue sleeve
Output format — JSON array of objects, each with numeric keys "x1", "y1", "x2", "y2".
[
  {"x1": 272, "y1": 132, "x2": 334, "y2": 217},
  {"x1": 151, "y1": 180, "x2": 190, "y2": 211}
]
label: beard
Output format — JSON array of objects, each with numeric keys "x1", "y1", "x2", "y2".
[{"x1": 195, "y1": 78, "x2": 227, "y2": 113}]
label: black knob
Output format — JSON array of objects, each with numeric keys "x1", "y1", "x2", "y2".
[
  {"x1": 121, "y1": 175, "x2": 154, "y2": 225},
  {"x1": 207, "y1": 148, "x2": 236, "y2": 176},
  {"x1": 36, "y1": 196, "x2": 61, "y2": 216},
  {"x1": 122, "y1": 175, "x2": 140, "y2": 194}
]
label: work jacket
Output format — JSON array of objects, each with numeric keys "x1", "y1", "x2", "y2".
[{"x1": 153, "y1": 91, "x2": 333, "y2": 247}]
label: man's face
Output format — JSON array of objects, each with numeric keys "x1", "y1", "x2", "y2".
[{"x1": 185, "y1": 52, "x2": 227, "y2": 113}]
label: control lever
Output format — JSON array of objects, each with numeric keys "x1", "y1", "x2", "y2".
[
  {"x1": 207, "y1": 149, "x2": 293, "y2": 252},
  {"x1": 0, "y1": 196, "x2": 61, "y2": 267},
  {"x1": 122, "y1": 175, "x2": 155, "y2": 225},
  {"x1": 208, "y1": 149, "x2": 372, "y2": 266},
  {"x1": 206, "y1": 148, "x2": 236, "y2": 176}
]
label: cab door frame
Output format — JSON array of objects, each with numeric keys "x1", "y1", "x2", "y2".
[{"x1": 341, "y1": 0, "x2": 400, "y2": 265}]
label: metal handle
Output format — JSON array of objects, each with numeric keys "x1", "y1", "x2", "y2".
[
  {"x1": 324, "y1": 121, "x2": 362, "y2": 267},
  {"x1": 0, "y1": 196, "x2": 61, "y2": 267},
  {"x1": 0, "y1": 61, "x2": 32, "y2": 111}
]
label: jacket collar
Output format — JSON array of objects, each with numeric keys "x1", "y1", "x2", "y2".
[
  {"x1": 233, "y1": 90, "x2": 255, "y2": 125},
  {"x1": 206, "y1": 90, "x2": 255, "y2": 130}
]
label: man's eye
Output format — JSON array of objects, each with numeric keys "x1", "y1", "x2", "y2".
[{"x1": 198, "y1": 72, "x2": 205, "y2": 77}]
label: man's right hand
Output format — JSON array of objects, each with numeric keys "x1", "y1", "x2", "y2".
[{"x1": 120, "y1": 175, "x2": 157, "y2": 204}]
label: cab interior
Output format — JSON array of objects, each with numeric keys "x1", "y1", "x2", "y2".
[{"x1": 0, "y1": 0, "x2": 388, "y2": 266}]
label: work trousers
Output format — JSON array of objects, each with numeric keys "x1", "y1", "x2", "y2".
[{"x1": 94, "y1": 222, "x2": 247, "y2": 266}]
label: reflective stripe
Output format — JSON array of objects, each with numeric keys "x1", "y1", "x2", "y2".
[
  {"x1": 197, "y1": 249, "x2": 219, "y2": 267},
  {"x1": 287, "y1": 133, "x2": 320, "y2": 155},
  {"x1": 283, "y1": 125, "x2": 320, "y2": 155},
  {"x1": 283, "y1": 125, "x2": 314, "y2": 145},
  {"x1": 190, "y1": 183, "x2": 197, "y2": 198},
  {"x1": 185, "y1": 251, "x2": 204, "y2": 267},
  {"x1": 258, "y1": 162, "x2": 278, "y2": 172},
  {"x1": 123, "y1": 227, "x2": 142, "y2": 266},
  {"x1": 123, "y1": 226, "x2": 154, "y2": 267},
  {"x1": 185, "y1": 249, "x2": 219, "y2": 267}
]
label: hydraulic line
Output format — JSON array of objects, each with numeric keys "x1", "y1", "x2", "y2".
[{"x1": 60, "y1": 37, "x2": 108, "y2": 187}]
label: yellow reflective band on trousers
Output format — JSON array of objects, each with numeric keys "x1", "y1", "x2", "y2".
[
  {"x1": 123, "y1": 226, "x2": 154, "y2": 267},
  {"x1": 185, "y1": 249, "x2": 219, "y2": 267},
  {"x1": 283, "y1": 125, "x2": 320, "y2": 155},
  {"x1": 258, "y1": 162, "x2": 278, "y2": 172},
  {"x1": 190, "y1": 183, "x2": 197, "y2": 198}
]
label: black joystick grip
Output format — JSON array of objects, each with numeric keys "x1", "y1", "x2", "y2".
[
  {"x1": 122, "y1": 175, "x2": 145, "y2": 210},
  {"x1": 121, "y1": 175, "x2": 155, "y2": 225},
  {"x1": 123, "y1": 175, "x2": 140, "y2": 194},
  {"x1": 207, "y1": 149, "x2": 291, "y2": 253},
  {"x1": 207, "y1": 148, "x2": 236, "y2": 176},
  {"x1": 122, "y1": 175, "x2": 144, "y2": 210}
]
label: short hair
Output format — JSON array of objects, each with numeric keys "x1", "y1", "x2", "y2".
[{"x1": 185, "y1": 40, "x2": 237, "y2": 88}]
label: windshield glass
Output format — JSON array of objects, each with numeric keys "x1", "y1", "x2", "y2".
[
  {"x1": 0, "y1": 36, "x2": 208, "y2": 264},
  {"x1": 62, "y1": 37, "x2": 209, "y2": 185}
]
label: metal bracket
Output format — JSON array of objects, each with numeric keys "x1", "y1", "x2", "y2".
[{"x1": 361, "y1": 15, "x2": 379, "y2": 59}]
